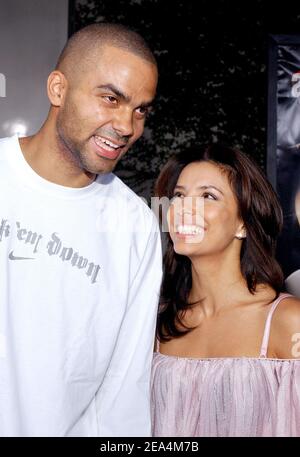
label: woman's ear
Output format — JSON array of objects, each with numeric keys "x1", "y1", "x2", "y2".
[{"x1": 235, "y1": 225, "x2": 246, "y2": 240}]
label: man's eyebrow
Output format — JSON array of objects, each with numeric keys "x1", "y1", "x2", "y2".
[
  {"x1": 97, "y1": 84, "x2": 154, "y2": 108},
  {"x1": 97, "y1": 84, "x2": 131, "y2": 103},
  {"x1": 139, "y1": 101, "x2": 154, "y2": 109},
  {"x1": 174, "y1": 184, "x2": 224, "y2": 195}
]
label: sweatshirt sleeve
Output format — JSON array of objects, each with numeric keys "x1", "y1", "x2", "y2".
[{"x1": 95, "y1": 213, "x2": 162, "y2": 436}]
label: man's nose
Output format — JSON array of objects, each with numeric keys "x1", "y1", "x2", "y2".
[{"x1": 112, "y1": 108, "x2": 134, "y2": 138}]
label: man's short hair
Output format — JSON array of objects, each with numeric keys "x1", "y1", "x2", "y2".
[{"x1": 56, "y1": 23, "x2": 157, "y2": 77}]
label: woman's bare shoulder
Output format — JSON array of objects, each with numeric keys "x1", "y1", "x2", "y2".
[
  {"x1": 274, "y1": 295, "x2": 300, "y2": 323},
  {"x1": 271, "y1": 295, "x2": 300, "y2": 359}
]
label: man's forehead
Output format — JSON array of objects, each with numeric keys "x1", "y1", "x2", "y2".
[
  {"x1": 70, "y1": 45, "x2": 157, "y2": 97},
  {"x1": 90, "y1": 43, "x2": 157, "y2": 70},
  {"x1": 88, "y1": 50, "x2": 157, "y2": 88}
]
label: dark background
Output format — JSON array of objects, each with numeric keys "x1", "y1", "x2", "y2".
[{"x1": 70, "y1": 0, "x2": 300, "y2": 200}]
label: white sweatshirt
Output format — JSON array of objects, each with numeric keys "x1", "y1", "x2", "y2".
[{"x1": 0, "y1": 135, "x2": 162, "y2": 437}]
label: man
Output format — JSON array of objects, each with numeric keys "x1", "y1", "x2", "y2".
[{"x1": 0, "y1": 23, "x2": 162, "y2": 436}]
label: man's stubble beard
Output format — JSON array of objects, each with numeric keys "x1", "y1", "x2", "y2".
[
  {"x1": 55, "y1": 102, "x2": 131, "y2": 175},
  {"x1": 56, "y1": 113, "x2": 111, "y2": 176}
]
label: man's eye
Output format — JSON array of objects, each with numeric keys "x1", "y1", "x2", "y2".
[
  {"x1": 136, "y1": 106, "x2": 150, "y2": 117},
  {"x1": 104, "y1": 96, "x2": 118, "y2": 104}
]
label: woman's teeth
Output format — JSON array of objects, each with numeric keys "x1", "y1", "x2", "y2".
[{"x1": 176, "y1": 225, "x2": 203, "y2": 235}]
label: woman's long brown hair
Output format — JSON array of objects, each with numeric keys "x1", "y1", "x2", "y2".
[{"x1": 155, "y1": 144, "x2": 284, "y2": 342}]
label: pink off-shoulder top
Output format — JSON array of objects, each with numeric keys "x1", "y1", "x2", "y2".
[{"x1": 151, "y1": 293, "x2": 300, "y2": 437}]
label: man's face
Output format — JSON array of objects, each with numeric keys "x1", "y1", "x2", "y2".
[{"x1": 56, "y1": 45, "x2": 158, "y2": 174}]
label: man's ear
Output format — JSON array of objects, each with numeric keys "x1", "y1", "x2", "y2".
[{"x1": 47, "y1": 71, "x2": 67, "y2": 107}]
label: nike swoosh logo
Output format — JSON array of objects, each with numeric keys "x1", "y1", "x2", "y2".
[{"x1": 8, "y1": 250, "x2": 35, "y2": 261}]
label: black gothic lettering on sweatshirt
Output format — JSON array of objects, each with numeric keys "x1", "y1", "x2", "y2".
[
  {"x1": 0, "y1": 218, "x2": 101, "y2": 285},
  {"x1": 16, "y1": 222, "x2": 43, "y2": 253},
  {"x1": 47, "y1": 232, "x2": 101, "y2": 284},
  {"x1": 0, "y1": 219, "x2": 10, "y2": 242}
]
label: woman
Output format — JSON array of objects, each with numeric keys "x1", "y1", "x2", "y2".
[{"x1": 151, "y1": 143, "x2": 300, "y2": 437}]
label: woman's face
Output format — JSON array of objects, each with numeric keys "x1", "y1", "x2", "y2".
[{"x1": 167, "y1": 161, "x2": 245, "y2": 258}]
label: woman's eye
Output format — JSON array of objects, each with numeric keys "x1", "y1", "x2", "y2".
[
  {"x1": 203, "y1": 192, "x2": 217, "y2": 200},
  {"x1": 170, "y1": 193, "x2": 183, "y2": 204},
  {"x1": 172, "y1": 192, "x2": 183, "y2": 198}
]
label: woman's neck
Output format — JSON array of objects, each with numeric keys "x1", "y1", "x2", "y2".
[{"x1": 188, "y1": 252, "x2": 252, "y2": 316}]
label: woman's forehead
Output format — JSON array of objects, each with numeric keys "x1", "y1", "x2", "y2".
[{"x1": 177, "y1": 161, "x2": 231, "y2": 187}]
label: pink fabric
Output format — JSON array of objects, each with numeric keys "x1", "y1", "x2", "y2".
[{"x1": 151, "y1": 293, "x2": 300, "y2": 436}]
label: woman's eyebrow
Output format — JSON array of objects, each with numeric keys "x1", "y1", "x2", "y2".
[{"x1": 174, "y1": 184, "x2": 224, "y2": 195}]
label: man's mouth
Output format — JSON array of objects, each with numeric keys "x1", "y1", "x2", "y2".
[{"x1": 93, "y1": 135, "x2": 127, "y2": 160}]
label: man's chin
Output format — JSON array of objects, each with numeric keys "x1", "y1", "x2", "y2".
[
  {"x1": 77, "y1": 150, "x2": 113, "y2": 175},
  {"x1": 85, "y1": 157, "x2": 120, "y2": 175}
]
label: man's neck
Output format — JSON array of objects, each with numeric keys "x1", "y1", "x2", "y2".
[{"x1": 19, "y1": 125, "x2": 96, "y2": 188}]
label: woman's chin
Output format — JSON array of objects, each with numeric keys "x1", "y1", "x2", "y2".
[{"x1": 173, "y1": 241, "x2": 199, "y2": 256}]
